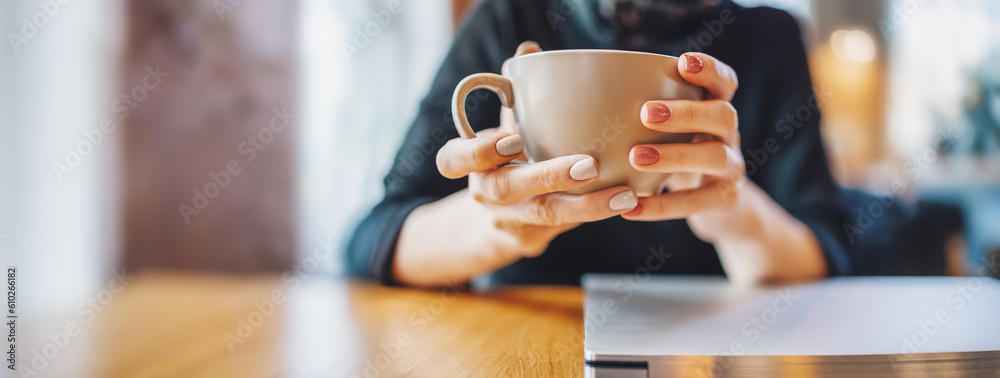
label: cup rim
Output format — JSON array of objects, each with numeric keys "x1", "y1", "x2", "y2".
[{"x1": 509, "y1": 49, "x2": 680, "y2": 63}]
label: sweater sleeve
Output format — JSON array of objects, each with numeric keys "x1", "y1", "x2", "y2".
[
  {"x1": 345, "y1": 0, "x2": 519, "y2": 284},
  {"x1": 741, "y1": 9, "x2": 853, "y2": 276}
]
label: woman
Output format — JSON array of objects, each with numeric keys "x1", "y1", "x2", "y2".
[{"x1": 347, "y1": 0, "x2": 852, "y2": 287}]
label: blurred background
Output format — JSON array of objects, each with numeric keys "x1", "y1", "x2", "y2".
[{"x1": 2, "y1": 0, "x2": 999, "y2": 322}]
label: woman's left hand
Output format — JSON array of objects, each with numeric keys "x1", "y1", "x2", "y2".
[{"x1": 622, "y1": 52, "x2": 747, "y2": 243}]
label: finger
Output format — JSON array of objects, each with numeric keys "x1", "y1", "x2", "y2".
[
  {"x1": 437, "y1": 132, "x2": 523, "y2": 179},
  {"x1": 496, "y1": 186, "x2": 638, "y2": 227},
  {"x1": 629, "y1": 141, "x2": 743, "y2": 177},
  {"x1": 515, "y1": 41, "x2": 542, "y2": 56},
  {"x1": 471, "y1": 154, "x2": 600, "y2": 204},
  {"x1": 677, "y1": 52, "x2": 739, "y2": 101},
  {"x1": 640, "y1": 99, "x2": 738, "y2": 145},
  {"x1": 621, "y1": 181, "x2": 740, "y2": 221},
  {"x1": 498, "y1": 108, "x2": 527, "y2": 162},
  {"x1": 503, "y1": 41, "x2": 543, "y2": 76}
]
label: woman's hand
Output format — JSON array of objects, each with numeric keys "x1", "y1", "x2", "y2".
[
  {"x1": 398, "y1": 41, "x2": 639, "y2": 287},
  {"x1": 621, "y1": 53, "x2": 745, "y2": 241},
  {"x1": 622, "y1": 53, "x2": 828, "y2": 284},
  {"x1": 433, "y1": 42, "x2": 639, "y2": 258}
]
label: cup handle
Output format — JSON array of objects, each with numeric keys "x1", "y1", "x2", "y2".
[{"x1": 451, "y1": 73, "x2": 514, "y2": 139}]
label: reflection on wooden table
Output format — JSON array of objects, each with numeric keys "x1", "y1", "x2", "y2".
[{"x1": 35, "y1": 273, "x2": 585, "y2": 377}]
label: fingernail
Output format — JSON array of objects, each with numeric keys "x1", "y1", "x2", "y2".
[
  {"x1": 632, "y1": 146, "x2": 660, "y2": 165},
  {"x1": 642, "y1": 103, "x2": 671, "y2": 123},
  {"x1": 496, "y1": 135, "x2": 523, "y2": 156},
  {"x1": 569, "y1": 157, "x2": 598, "y2": 181},
  {"x1": 609, "y1": 190, "x2": 638, "y2": 211},
  {"x1": 683, "y1": 54, "x2": 703, "y2": 73}
]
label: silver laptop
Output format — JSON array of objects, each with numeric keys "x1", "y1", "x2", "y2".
[{"x1": 582, "y1": 274, "x2": 1000, "y2": 377}]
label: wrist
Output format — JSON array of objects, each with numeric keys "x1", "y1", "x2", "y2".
[
  {"x1": 711, "y1": 182, "x2": 828, "y2": 284},
  {"x1": 698, "y1": 182, "x2": 764, "y2": 244}
]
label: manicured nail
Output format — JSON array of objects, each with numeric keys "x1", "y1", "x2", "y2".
[
  {"x1": 643, "y1": 103, "x2": 671, "y2": 123},
  {"x1": 496, "y1": 135, "x2": 523, "y2": 156},
  {"x1": 683, "y1": 54, "x2": 703, "y2": 73},
  {"x1": 632, "y1": 146, "x2": 660, "y2": 165},
  {"x1": 609, "y1": 190, "x2": 638, "y2": 211},
  {"x1": 569, "y1": 157, "x2": 598, "y2": 181}
]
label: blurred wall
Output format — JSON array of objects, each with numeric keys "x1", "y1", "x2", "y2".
[{"x1": 121, "y1": 0, "x2": 298, "y2": 272}]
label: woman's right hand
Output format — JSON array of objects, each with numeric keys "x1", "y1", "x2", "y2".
[{"x1": 435, "y1": 42, "x2": 639, "y2": 258}]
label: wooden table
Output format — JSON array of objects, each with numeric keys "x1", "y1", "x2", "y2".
[{"x1": 28, "y1": 273, "x2": 585, "y2": 377}]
